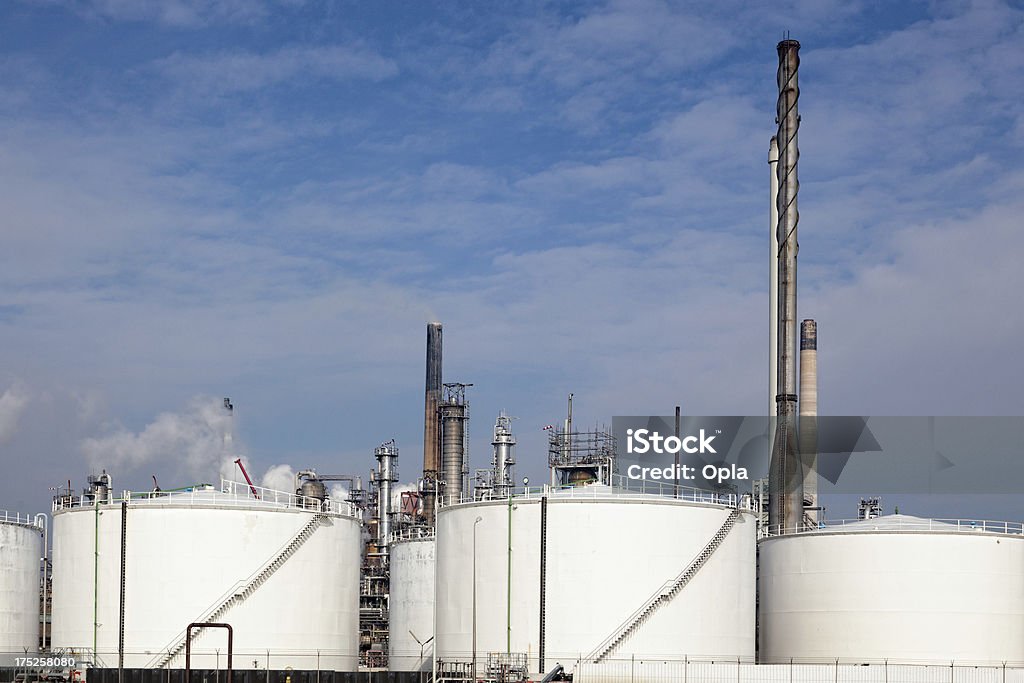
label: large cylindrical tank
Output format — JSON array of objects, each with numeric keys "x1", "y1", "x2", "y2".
[
  {"x1": 0, "y1": 513, "x2": 43, "y2": 653},
  {"x1": 387, "y1": 531, "x2": 435, "y2": 672},
  {"x1": 50, "y1": 485, "x2": 361, "y2": 670},
  {"x1": 435, "y1": 487, "x2": 756, "y2": 674},
  {"x1": 759, "y1": 514, "x2": 1024, "y2": 665}
]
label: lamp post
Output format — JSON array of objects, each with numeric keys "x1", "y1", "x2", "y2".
[
  {"x1": 409, "y1": 630, "x2": 433, "y2": 681},
  {"x1": 473, "y1": 515, "x2": 483, "y2": 682}
]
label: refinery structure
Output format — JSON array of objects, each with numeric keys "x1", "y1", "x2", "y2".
[{"x1": 4, "y1": 39, "x2": 1024, "y2": 683}]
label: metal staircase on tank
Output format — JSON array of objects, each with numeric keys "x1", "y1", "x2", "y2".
[
  {"x1": 152, "y1": 512, "x2": 328, "y2": 669},
  {"x1": 586, "y1": 508, "x2": 742, "y2": 663}
]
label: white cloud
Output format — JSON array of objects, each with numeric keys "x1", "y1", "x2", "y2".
[
  {"x1": 3, "y1": 0, "x2": 1024, "y2": 520},
  {"x1": 151, "y1": 45, "x2": 398, "y2": 96},
  {"x1": 27, "y1": 0, "x2": 297, "y2": 27}
]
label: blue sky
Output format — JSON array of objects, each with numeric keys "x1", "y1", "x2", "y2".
[{"x1": 1, "y1": 0, "x2": 1022, "y2": 518}]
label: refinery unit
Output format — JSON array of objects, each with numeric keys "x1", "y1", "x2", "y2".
[{"x1": 2, "y1": 38, "x2": 1024, "y2": 683}]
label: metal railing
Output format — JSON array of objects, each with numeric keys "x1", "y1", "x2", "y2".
[
  {"x1": 390, "y1": 526, "x2": 436, "y2": 543},
  {"x1": 52, "y1": 480, "x2": 359, "y2": 517},
  {"x1": 0, "y1": 509, "x2": 42, "y2": 527},
  {"x1": 760, "y1": 517, "x2": 1024, "y2": 538},
  {"x1": 441, "y1": 474, "x2": 755, "y2": 511}
]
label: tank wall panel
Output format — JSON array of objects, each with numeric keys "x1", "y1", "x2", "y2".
[
  {"x1": 436, "y1": 497, "x2": 755, "y2": 672},
  {"x1": 759, "y1": 532, "x2": 1024, "y2": 665},
  {"x1": 387, "y1": 538, "x2": 435, "y2": 672},
  {"x1": 0, "y1": 522, "x2": 42, "y2": 651}
]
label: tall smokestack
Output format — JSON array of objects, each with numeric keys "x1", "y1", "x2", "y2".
[
  {"x1": 769, "y1": 38, "x2": 804, "y2": 532},
  {"x1": 422, "y1": 322, "x2": 442, "y2": 525},
  {"x1": 799, "y1": 320, "x2": 818, "y2": 526},
  {"x1": 768, "y1": 137, "x2": 779, "y2": 421}
]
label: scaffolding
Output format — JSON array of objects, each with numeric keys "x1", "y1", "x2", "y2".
[{"x1": 547, "y1": 426, "x2": 616, "y2": 487}]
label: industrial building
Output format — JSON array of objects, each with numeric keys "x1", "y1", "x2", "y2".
[{"x1": 3, "y1": 37, "x2": 1024, "y2": 683}]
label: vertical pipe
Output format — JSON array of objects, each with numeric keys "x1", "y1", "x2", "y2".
[
  {"x1": 769, "y1": 137, "x2": 780, "y2": 422},
  {"x1": 539, "y1": 496, "x2": 548, "y2": 674},
  {"x1": 674, "y1": 406, "x2": 681, "y2": 497},
  {"x1": 507, "y1": 496, "x2": 513, "y2": 655},
  {"x1": 769, "y1": 136, "x2": 780, "y2": 488},
  {"x1": 227, "y1": 626, "x2": 234, "y2": 683},
  {"x1": 423, "y1": 323, "x2": 443, "y2": 524},
  {"x1": 93, "y1": 499, "x2": 99, "y2": 655},
  {"x1": 118, "y1": 501, "x2": 126, "y2": 682},
  {"x1": 472, "y1": 517, "x2": 481, "y2": 683},
  {"x1": 35, "y1": 514, "x2": 48, "y2": 652},
  {"x1": 560, "y1": 393, "x2": 574, "y2": 470},
  {"x1": 799, "y1": 320, "x2": 818, "y2": 525},
  {"x1": 222, "y1": 398, "x2": 234, "y2": 456},
  {"x1": 769, "y1": 38, "x2": 804, "y2": 532}
]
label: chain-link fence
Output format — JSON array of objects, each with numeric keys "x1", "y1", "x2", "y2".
[
  {"x1": 0, "y1": 649, "x2": 406, "y2": 683},
  {"x1": 574, "y1": 658, "x2": 1024, "y2": 683}
]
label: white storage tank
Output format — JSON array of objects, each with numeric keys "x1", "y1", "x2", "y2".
[
  {"x1": 0, "y1": 511, "x2": 43, "y2": 654},
  {"x1": 387, "y1": 529, "x2": 435, "y2": 672},
  {"x1": 50, "y1": 481, "x2": 362, "y2": 671},
  {"x1": 758, "y1": 514, "x2": 1024, "y2": 665},
  {"x1": 435, "y1": 485, "x2": 756, "y2": 675}
]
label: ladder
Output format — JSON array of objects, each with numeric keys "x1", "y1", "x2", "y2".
[{"x1": 587, "y1": 508, "x2": 742, "y2": 662}]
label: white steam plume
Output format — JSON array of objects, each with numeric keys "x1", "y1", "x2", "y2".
[
  {"x1": 391, "y1": 482, "x2": 418, "y2": 513},
  {"x1": 261, "y1": 464, "x2": 295, "y2": 494},
  {"x1": 0, "y1": 384, "x2": 30, "y2": 444},
  {"x1": 81, "y1": 395, "x2": 234, "y2": 478}
]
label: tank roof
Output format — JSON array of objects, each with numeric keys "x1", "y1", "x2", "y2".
[
  {"x1": 832, "y1": 514, "x2": 957, "y2": 531},
  {"x1": 53, "y1": 480, "x2": 358, "y2": 518},
  {"x1": 766, "y1": 514, "x2": 1024, "y2": 538}
]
